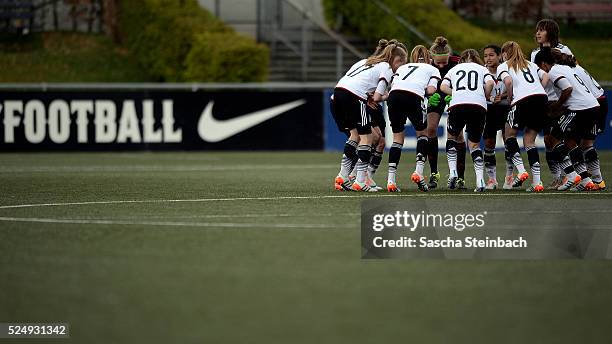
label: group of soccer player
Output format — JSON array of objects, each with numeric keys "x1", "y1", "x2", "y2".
[{"x1": 331, "y1": 19, "x2": 608, "y2": 193}]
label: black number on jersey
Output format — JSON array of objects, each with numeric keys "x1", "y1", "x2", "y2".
[
  {"x1": 347, "y1": 64, "x2": 373, "y2": 77},
  {"x1": 522, "y1": 68, "x2": 535, "y2": 83},
  {"x1": 586, "y1": 72, "x2": 603, "y2": 91},
  {"x1": 574, "y1": 74, "x2": 591, "y2": 93},
  {"x1": 401, "y1": 65, "x2": 419, "y2": 80},
  {"x1": 455, "y1": 70, "x2": 478, "y2": 91}
]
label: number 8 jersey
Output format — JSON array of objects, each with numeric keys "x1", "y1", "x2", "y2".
[
  {"x1": 442, "y1": 62, "x2": 495, "y2": 110},
  {"x1": 496, "y1": 61, "x2": 546, "y2": 105}
]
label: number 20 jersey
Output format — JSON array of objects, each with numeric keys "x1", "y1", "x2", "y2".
[{"x1": 442, "y1": 62, "x2": 494, "y2": 110}]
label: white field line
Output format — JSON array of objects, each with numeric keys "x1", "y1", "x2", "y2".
[
  {"x1": 0, "y1": 164, "x2": 337, "y2": 173},
  {"x1": 0, "y1": 216, "x2": 353, "y2": 229},
  {"x1": 0, "y1": 192, "x2": 609, "y2": 210}
]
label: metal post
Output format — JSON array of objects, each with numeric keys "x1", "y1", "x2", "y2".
[
  {"x1": 276, "y1": 0, "x2": 282, "y2": 29},
  {"x1": 256, "y1": 0, "x2": 261, "y2": 42},
  {"x1": 301, "y1": 16, "x2": 308, "y2": 81},
  {"x1": 214, "y1": 0, "x2": 220, "y2": 17}
]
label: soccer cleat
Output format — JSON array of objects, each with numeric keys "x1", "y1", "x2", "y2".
[
  {"x1": 594, "y1": 180, "x2": 606, "y2": 191},
  {"x1": 457, "y1": 178, "x2": 466, "y2": 190},
  {"x1": 571, "y1": 178, "x2": 595, "y2": 192},
  {"x1": 335, "y1": 175, "x2": 352, "y2": 191},
  {"x1": 387, "y1": 182, "x2": 401, "y2": 192},
  {"x1": 503, "y1": 175, "x2": 515, "y2": 190},
  {"x1": 526, "y1": 183, "x2": 544, "y2": 193},
  {"x1": 366, "y1": 177, "x2": 383, "y2": 191},
  {"x1": 474, "y1": 179, "x2": 486, "y2": 193},
  {"x1": 448, "y1": 176, "x2": 458, "y2": 189},
  {"x1": 411, "y1": 172, "x2": 429, "y2": 192},
  {"x1": 557, "y1": 175, "x2": 581, "y2": 191},
  {"x1": 485, "y1": 177, "x2": 498, "y2": 190},
  {"x1": 512, "y1": 172, "x2": 529, "y2": 188},
  {"x1": 351, "y1": 180, "x2": 378, "y2": 192},
  {"x1": 428, "y1": 172, "x2": 441, "y2": 189}
]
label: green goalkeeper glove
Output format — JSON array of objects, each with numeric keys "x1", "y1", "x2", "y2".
[
  {"x1": 445, "y1": 95, "x2": 452, "y2": 103},
  {"x1": 428, "y1": 93, "x2": 441, "y2": 107}
]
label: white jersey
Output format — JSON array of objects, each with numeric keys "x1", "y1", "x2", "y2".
[
  {"x1": 487, "y1": 68, "x2": 510, "y2": 106},
  {"x1": 548, "y1": 64, "x2": 599, "y2": 111},
  {"x1": 573, "y1": 65, "x2": 604, "y2": 99},
  {"x1": 442, "y1": 62, "x2": 494, "y2": 110},
  {"x1": 335, "y1": 59, "x2": 394, "y2": 100},
  {"x1": 390, "y1": 63, "x2": 441, "y2": 99},
  {"x1": 497, "y1": 61, "x2": 546, "y2": 105},
  {"x1": 531, "y1": 43, "x2": 573, "y2": 101},
  {"x1": 530, "y1": 43, "x2": 572, "y2": 63}
]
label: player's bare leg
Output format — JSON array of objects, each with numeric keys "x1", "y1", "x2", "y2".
[{"x1": 426, "y1": 111, "x2": 441, "y2": 188}]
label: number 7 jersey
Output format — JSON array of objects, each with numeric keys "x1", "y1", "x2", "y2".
[
  {"x1": 496, "y1": 61, "x2": 546, "y2": 105},
  {"x1": 390, "y1": 63, "x2": 441, "y2": 99}
]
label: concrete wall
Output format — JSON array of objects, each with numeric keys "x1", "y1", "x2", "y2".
[{"x1": 197, "y1": 0, "x2": 326, "y2": 38}]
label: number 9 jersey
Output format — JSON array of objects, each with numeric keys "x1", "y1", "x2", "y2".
[
  {"x1": 548, "y1": 64, "x2": 600, "y2": 111},
  {"x1": 496, "y1": 61, "x2": 546, "y2": 105}
]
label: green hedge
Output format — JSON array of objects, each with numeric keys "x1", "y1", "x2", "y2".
[
  {"x1": 119, "y1": 0, "x2": 268, "y2": 82},
  {"x1": 323, "y1": 0, "x2": 507, "y2": 52}
]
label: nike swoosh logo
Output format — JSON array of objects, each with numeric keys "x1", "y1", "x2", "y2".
[{"x1": 198, "y1": 99, "x2": 307, "y2": 143}]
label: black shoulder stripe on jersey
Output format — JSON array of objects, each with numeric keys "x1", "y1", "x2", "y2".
[
  {"x1": 430, "y1": 76, "x2": 441, "y2": 80},
  {"x1": 443, "y1": 77, "x2": 451, "y2": 82},
  {"x1": 378, "y1": 77, "x2": 389, "y2": 85},
  {"x1": 553, "y1": 76, "x2": 567, "y2": 87},
  {"x1": 498, "y1": 71, "x2": 510, "y2": 79}
]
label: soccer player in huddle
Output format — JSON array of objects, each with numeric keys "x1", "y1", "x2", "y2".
[
  {"x1": 535, "y1": 48, "x2": 602, "y2": 191},
  {"x1": 482, "y1": 44, "x2": 514, "y2": 189},
  {"x1": 497, "y1": 41, "x2": 549, "y2": 192},
  {"x1": 530, "y1": 19, "x2": 574, "y2": 187},
  {"x1": 332, "y1": 39, "x2": 407, "y2": 192},
  {"x1": 331, "y1": 39, "x2": 400, "y2": 192},
  {"x1": 572, "y1": 59, "x2": 608, "y2": 190},
  {"x1": 440, "y1": 49, "x2": 495, "y2": 192},
  {"x1": 425, "y1": 36, "x2": 467, "y2": 190},
  {"x1": 386, "y1": 45, "x2": 441, "y2": 192}
]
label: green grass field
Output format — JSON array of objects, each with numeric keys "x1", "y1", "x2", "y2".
[{"x1": 1, "y1": 151, "x2": 612, "y2": 343}]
